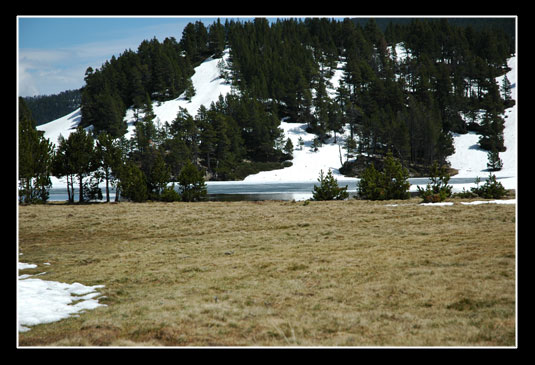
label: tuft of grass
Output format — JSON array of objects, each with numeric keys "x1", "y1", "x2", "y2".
[{"x1": 18, "y1": 198, "x2": 516, "y2": 347}]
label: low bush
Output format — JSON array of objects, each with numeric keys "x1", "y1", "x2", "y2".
[
  {"x1": 471, "y1": 174, "x2": 507, "y2": 199},
  {"x1": 312, "y1": 169, "x2": 349, "y2": 201},
  {"x1": 417, "y1": 162, "x2": 452, "y2": 203}
]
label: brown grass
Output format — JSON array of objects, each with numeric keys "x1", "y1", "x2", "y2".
[{"x1": 18, "y1": 197, "x2": 516, "y2": 347}]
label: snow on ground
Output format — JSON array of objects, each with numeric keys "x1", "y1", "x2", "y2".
[
  {"x1": 244, "y1": 120, "x2": 356, "y2": 184},
  {"x1": 18, "y1": 260, "x2": 106, "y2": 333},
  {"x1": 460, "y1": 199, "x2": 516, "y2": 205},
  {"x1": 244, "y1": 59, "x2": 355, "y2": 184},
  {"x1": 36, "y1": 108, "x2": 83, "y2": 148},
  {"x1": 38, "y1": 49, "x2": 232, "y2": 190},
  {"x1": 446, "y1": 55, "x2": 517, "y2": 192},
  {"x1": 36, "y1": 49, "x2": 517, "y2": 195},
  {"x1": 123, "y1": 49, "x2": 232, "y2": 140}
]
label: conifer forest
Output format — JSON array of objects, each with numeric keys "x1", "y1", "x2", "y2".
[{"x1": 19, "y1": 17, "x2": 516, "y2": 203}]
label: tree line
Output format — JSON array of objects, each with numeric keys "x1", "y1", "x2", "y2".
[
  {"x1": 19, "y1": 17, "x2": 515, "y2": 204},
  {"x1": 23, "y1": 89, "x2": 81, "y2": 126},
  {"x1": 18, "y1": 91, "x2": 290, "y2": 203}
]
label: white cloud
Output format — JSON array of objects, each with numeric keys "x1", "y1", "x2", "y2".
[
  {"x1": 17, "y1": 20, "x2": 191, "y2": 96},
  {"x1": 18, "y1": 62, "x2": 39, "y2": 97}
]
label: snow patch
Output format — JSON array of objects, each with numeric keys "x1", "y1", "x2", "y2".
[{"x1": 18, "y1": 260, "x2": 106, "y2": 333}]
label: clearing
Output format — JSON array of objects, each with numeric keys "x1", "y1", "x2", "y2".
[{"x1": 18, "y1": 198, "x2": 516, "y2": 347}]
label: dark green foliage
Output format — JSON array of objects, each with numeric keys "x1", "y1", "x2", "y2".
[
  {"x1": 144, "y1": 151, "x2": 172, "y2": 200},
  {"x1": 23, "y1": 89, "x2": 81, "y2": 126},
  {"x1": 184, "y1": 79, "x2": 196, "y2": 101},
  {"x1": 71, "y1": 17, "x2": 514, "y2": 193},
  {"x1": 487, "y1": 149, "x2": 503, "y2": 172},
  {"x1": 417, "y1": 161, "x2": 453, "y2": 203},
  {"x1": 62, "y1": 126, "x2": 98, "y2": 203},
  {"x1": 160, "y1": 183, "x2": 181, "y2": 202},
  {"x1": 284, "y1": 138, "x2": 294, "y2": 156},
  {"x1": 118, "y1": 162, "x2": 148, "y2": 202},
  {"x1": 312, "y1": 169, "x2": 349, "y2": 201},
  {"x1": 80, "y1": 36, "x2": 194, "y2": 136},
  {"x1": 178, "y1": 160, "x2": 207, "y2": 202},
  {"x1": 470, "y1": 173, "x2": 507, "y2": 199},
  {"x1": 51, "y1": 134, "x2": 76, "y2": 203},
  {"x1": 82, "y1": 175, "x2": 103, "y2": 202},
  {"x1": 95, "y1": 132, "x2": 123, "y2": 202},
  {"x1": 357, "y1": 152, "x2": 411, "y2": 200},
  {"x1": 18, "y1": 97, "x2": 54, "y2": 203}
]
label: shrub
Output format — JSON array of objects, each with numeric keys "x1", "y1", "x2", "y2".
[
  {"x1": 357, "y1": 151, "x2": 410, "y2": 200},
  {"x1": 312, "y1": 169, "x2": 349, "y2": 201},
  {"x1": 453, "y1": 188, "x2": 478, "y2": 199},
  {"x1": 471, "y1": 173, "x2": 507, "y2": 199},
  {"x1": 417, "y1": 162, "x2": 452, "y2": 203},
  {"x1": 178, "y1": 161, "x2": 207, "y2": 202},
  {"x1": 119, "y1": 162, "x2": 148, "y2": 202},
  {"x1": 160, "y1": 183, "x2": 181, "y2": 202}
]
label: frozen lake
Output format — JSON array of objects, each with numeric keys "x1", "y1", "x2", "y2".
[{"x1": 46, "y1": 176, "x2": 509, "y2": 202}]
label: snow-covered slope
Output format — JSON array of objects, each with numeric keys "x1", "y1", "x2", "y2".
[
  {"x1": 243, "y1": 120, "x2": 354, "y2": 183},
  {"x1": 446, "y1": 55, "x2": 517, "y2": 191},
  {"x1": 36, "y1": 49, "x2": 517, "y2": 191},
  {"x1": 123, "y1": 49, "x2": 232, "y2": 139},
  {"x1": 36, "y1": 108, "x2": 83, "y2": 146},
  {"x1": 243, "y1": 60, "x2": 353, "y2": 183},
  {"x1": 37, "y1": 49, "x2": 232, "y2": 145}
]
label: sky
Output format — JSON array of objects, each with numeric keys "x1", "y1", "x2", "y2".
[{"x1": 17, "y1": 16, "x2": 260, "y2": 97}]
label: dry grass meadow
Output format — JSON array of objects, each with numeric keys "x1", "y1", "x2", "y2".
[{"x1": 17, "y1": 197, "x2": 516, "y2": 347}]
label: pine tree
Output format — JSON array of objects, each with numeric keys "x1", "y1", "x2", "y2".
[
  {"x1": 487, "y1": 149, "x2": 503, "y2": 171},
  {"x1": 312, "y1": 169, "x2": 349, "y2": 201},
  {"x1": 52, "y1": 134, "x2": 76, "y2": 203},
  {"x1": 417, "y1": 161, "x2": 453, "y2": 203},
  {"x1": 284, "y1": 138, "x2": 294, "y2": 157},
  {"x1": 147, "y1": 152, "x2": 171, "y2": 199},
  {"x1": 470, "y1": 173, "x2": 507, "y2": 199},
  {"x1": 297, "y1": 136, "x2": 305, "y2": 150},
  {"x1": 357, "y1": 151, "x2": 410, "y2": 200},
  {"x1": 184, "y1": 78, "x2": 196, "y2": 101},
  {"x1": 67, "y1": 127, "x2": 98, "y2": 203},
  {"x1": 178, "y1": 160, "x2": 207, "y2": 202},
  {"x1": 19, "y1": 98, "x2": 54, "y2": 203},
  {"x1": 118, "y1": 161, "x2": 148, "y2": 202},
  {"x1": 95, "y1": 132, "x2": 122, "y2": 202},
  {"x1": 208, "y1": 18, "x2": 226, "y2": 58}
]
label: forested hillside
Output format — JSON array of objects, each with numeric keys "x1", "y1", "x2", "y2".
[
  {"x1": 20, "y1": 17, "x2": 515, "y2": 203},
  {"x1": 23, "y1": 89, "x2": 81, "y2": 126}
]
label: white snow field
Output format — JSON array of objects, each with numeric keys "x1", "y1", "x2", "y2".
[
  {"x1": 18, "y1": 260, "x2": 106, "y2": 333},
  {"x1": 446, "y1": 56, "x2": 517, "y2": 192}
]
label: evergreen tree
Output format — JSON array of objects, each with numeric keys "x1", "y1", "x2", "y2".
[
  {"x1": 184, "y1": 78, "x2": 196, "y2": 101},
  {"x1": 178, "y1": 160, "x2": 207, "y2": 202},
  {"x1": 66, "y1": 127, "x2": 98, "y2": 203},
  {"x1": 52, "y1": 134, "x2": 76, "y2": 203},
  {"x1": 417, "y1": 161, "x2": 453, "y2": 203},
  {"x1": 118, "y1": 161, "x2": 148, "y2": 202},
  {"x1": 487, "y1": 149, "x2": 503, "y2": 171},
  {"x1": 171, "y1": 107, "x2": 200, "y2": 164},
  {"x1": 312, "y1": 169, "x2": 349, "y2": 201},
  {"x1": 357, "y1": 151, "x2": 410, "y2": 200},
  {"x1": 133, "y1": 96, "x2": 157, "y2": 156},
  {"x1": 18, "y1": 97, "x2": 54, "y2": 203},
  {"x1": 284, "y1": 137, "x2": 294, "y2": 157},
  {"x1": 147, "y1": 151, "x2": 172, "y2": 199},
  {"x1": 471, "y1": 173, "x2": 507, "y2": 199},
  {"x1": 208, "y1": 18, "x2": 226, "y2": 58},
  {"x1": 95, "y1": 132, "x2": 122, "y2": 202},
  {"x1": 297, "y1": 136, "x2": 305, "y2": 151}
]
